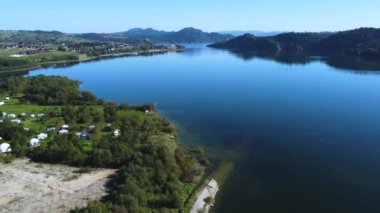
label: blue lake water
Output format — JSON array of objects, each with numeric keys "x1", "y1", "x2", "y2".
[{"x1": 30, "y1": 45, "x2": 380, "y2": 213}]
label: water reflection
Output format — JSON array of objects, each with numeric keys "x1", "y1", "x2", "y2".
[{"x1": 226, "y1": 50, "x2": 380, "y2": 73}]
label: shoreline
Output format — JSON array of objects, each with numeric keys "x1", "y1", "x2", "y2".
[
  {"x1": 0, "y1": 48, "x2": 184, "y2": 74},
  {"x1": 190, "y1": 179, "x2": 219, "y2": 213}
]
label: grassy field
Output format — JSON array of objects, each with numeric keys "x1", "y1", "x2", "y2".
[
  {"x1": 24, "y1": 51, "x2": 81, "y2": 63},
  {"x1": 0, "y1": 48, "x2": 87, "y2": 72},
  {"x1": 0, "y1": 48, "x2": 25, "y2": 57}
]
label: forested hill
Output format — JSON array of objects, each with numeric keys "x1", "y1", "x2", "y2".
[
  {"x1": 121, "y1": 27, "x2": 234, "y2": 43},
  {"x1": 209, "y1": 28, "x2": 380, "y2": 58}
]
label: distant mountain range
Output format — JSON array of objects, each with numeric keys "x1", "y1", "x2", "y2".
[
  {"x1": 209, "y1": 28, "x2": 380, "y2": 58},
  {"x1": 218, "y1": 31, "x2": 282, "y2": 37},
  {"x1": 120, "y1": 27, "x2": 234, "y2": 43},
  {"x1": 0, "y1": 28, "x2": 234, "y2": 46}
]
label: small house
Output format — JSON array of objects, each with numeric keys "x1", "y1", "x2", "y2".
[
  {"x1": 37, "y1": 133, "x2": 48, "y2": 140},
  {"x1": 5, "y1": 97, "x2": 10, "y2": 100},
  {"x1": 89, "y1": 125, "x2": 96, "y2": 130},
  {"x1": 20, "y1": 113, "x2": 27, "y2": 117},
  {"x1": 0, "y1": 143, "x2": 11, "y2": 153},
  {"x1": 0, "y1": 101, "x2": 4, "y2": 106},
  {"x1": 37, "y1": 113, "x2": 45, "y2": 118},
  {"x1": 29, "y1": 138, "x2": 40, "y2": 147},
  {"x1": 30, "y1": 114, "x2": 35, "y2": 118},
  {"x1": 2, "y1": 112, "x2": 6, "y2": 118},
  {"x1": 75, "y1": 132, "x2": 82, "y2": 137},
  {"x1": 59, "y1": 129, "x2": 69, "y2": 135},
  {"x1": 145, "y1": 110, "x2": 150, "y2": 115},
  {"x1": 24, "y1": 127, "x2": 30, "y2": 131}
]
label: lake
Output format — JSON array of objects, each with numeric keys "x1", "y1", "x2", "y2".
[{"x1": 30, "y1": 45, "x2": 380, "y2": 213}]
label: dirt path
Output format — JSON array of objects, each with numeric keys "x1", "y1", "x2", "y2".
[{"x1": 0, "y1": 159, "x2": 116, "y2": 213}]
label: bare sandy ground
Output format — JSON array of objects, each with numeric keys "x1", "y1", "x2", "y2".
[
  {"x1": 190, "y1": 179, "x2": 219, "y2": 213},
  {"x1": 0, "y1": 159, "x2": 116, "y2": 213}
]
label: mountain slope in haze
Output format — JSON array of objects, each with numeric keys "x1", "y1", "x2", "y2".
[
  {"x1": 121, "y1": 27, "x2": 234, "y2": 43},
  {"x1": 209, "y1": 28, "x2": 380, "y2": 58},
  {"x1": 0, "y1": 30, "x2": 87, "y2": 45},
  {"x1": 219, "y1": 30, "x2": 282, "y2": 37}
]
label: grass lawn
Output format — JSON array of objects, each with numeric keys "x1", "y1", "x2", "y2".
[
  {"x1": 24, "y1": 51, "x2": 81, "y2": 63},
  {"x1": 0, "y1": 48, "x2": 25, "y2": 57}
]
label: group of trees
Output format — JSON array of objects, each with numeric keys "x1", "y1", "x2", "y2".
[
  {"x1": 4, "y1": 75, "x2": 98, "y2": 105},
  {"x1": 0, "y1": 57, "x2": 34, "y2": 72}
]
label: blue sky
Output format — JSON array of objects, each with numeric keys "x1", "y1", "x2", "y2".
[{"x1": 1, "y1": 0, "x2": 379, "y2": 33}]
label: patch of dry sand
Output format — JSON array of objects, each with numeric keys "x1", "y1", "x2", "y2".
[{"x1": 0, "y1": 159, "x2": 116, "y2": 213}]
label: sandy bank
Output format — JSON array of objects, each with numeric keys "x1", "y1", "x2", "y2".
[
  {"x1": 0, "y1": 159, "x2": 116, "y2": 213},
  {"x1": 190, "y1": 179, "x2": 219, "y2": 213}
]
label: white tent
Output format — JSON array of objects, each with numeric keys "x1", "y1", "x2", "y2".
[
  {"x1": 59, "y1": 129, "x2": 69, "y2": 135},
  {"x1": 0, "y1": 143, "x2": 11, "y2": 153},
  {"x1": 29, "y1": 138, "x2": 40, "y2": 147},
  {"x1": 8, "y1": 114, "x2": 16, "y2": 119},
  {"x1": 37, "y1": 133, "x2": 48, "y2": 140}
]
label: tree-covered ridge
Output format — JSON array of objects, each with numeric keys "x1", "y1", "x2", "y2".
[
  {"x1": 121, "y1": 27, "x2": 234, "y2": 43},
  {"x1": 209, "y1": 28, "x2": 380, "y2": 58},
  {"x1": 0, "y1": 75, "x2": 208, "y2": 212}
]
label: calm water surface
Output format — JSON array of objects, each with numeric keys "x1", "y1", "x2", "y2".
[{"x1": 30, "y1": 45, "x2": 380, "y2": 213}]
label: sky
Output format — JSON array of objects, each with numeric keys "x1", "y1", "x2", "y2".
[{"x1": 1, "y1": 0, "x2": 379, "y2": 33}]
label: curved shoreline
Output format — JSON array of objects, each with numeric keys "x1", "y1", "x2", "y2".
[
  {"x1": 190, "y1": 179, "x2": 219, "y2": 213},
  {"x1": 0, "y1": 48, "x2": 184, "y2": 74}
]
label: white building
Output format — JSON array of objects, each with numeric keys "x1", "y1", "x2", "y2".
[
  {"x1": 61, "y1": 124, "x2": 69, "y2": 130},
  {"x1": 29, "y1": 138, "x2": 40, "y2": 147},
  {"x1": 0, "y1": 143, "x2": 11, "y2": 153},
  {"x1": 30, "y1": 114, "x2": 35, "y2": 118},
  {"x1": 114, "y1": 129, "x2": 120, "y2": 136},
  {"x1": 37, "y1": 133, "x2": 48, "y2": 140},
  {"x1": 5, "y1": 97, "x2": 10, "y2": 100},
  {"x1": 11, "y1": 119, "x2": 21, "y2": 124},
  {"x1": 8, "y1": 114, "x2": 16, "y2": 119},
  {"x1": 37, "y1": 113, "x2": 45, "y2": 118},
  {"x1": 0, "y1": 101, "x2": 4, "y2": 106},
  {"x1": 2, "y1": 112, "x2": 6, "y2": 118}
]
